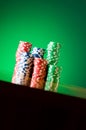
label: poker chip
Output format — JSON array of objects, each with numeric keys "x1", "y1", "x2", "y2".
[
  {"x1": 32, "y1": 47, "x2": 45, "y2": 58},
  {"x1": 30, "y1": 58, "x2": 47, "y2": 89}
]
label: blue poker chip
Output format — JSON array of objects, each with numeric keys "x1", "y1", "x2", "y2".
[{"x1": 32, "y1": 47, "x2": 45, "y2": 58}]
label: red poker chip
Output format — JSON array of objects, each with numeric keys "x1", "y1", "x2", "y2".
[{"x1": 19, "y1": 41, "x2": 32, "y2": 48}]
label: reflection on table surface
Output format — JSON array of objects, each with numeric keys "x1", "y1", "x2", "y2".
[{"x1": 58, "y1": 84, "x2": 86, "y2": 99}]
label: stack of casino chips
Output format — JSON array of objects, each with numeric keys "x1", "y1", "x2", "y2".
[
  {"x1": 30, "y1": 47, "x2": 47, "y2": 89},
  {"x1": 30, "y1": 58, "x2": 47, "y2": 89},
  {"x1": 44, "y1": 41, "x2": 62, "y2": 92},
  {"x1": 12, "y1": 41, "x2": 33, "y2": 86}
]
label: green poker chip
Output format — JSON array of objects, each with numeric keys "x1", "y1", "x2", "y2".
[{"x1": 47, "y1": 42, "x2": 61, "y2": 50}]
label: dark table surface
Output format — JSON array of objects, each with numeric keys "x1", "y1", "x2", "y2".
[{"x1": 0, "y1": 80, "x2": 86, "y2": 130}]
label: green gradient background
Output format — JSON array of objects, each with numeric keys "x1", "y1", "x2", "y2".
[{"x1": 0, "y1": 0, "x2": 86, "y2": 90}]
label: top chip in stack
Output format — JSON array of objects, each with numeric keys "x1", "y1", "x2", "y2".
[{"x1": 32, "y1": 47, "x2": 45, "y2": 58}]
